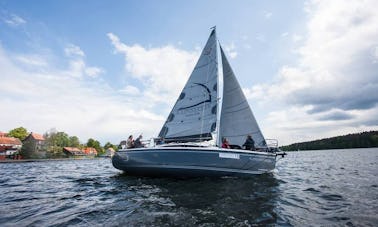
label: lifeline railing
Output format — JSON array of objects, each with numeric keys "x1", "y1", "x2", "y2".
[{"x1": 265, "y1": 138, "x2": 279, "y2": 148}]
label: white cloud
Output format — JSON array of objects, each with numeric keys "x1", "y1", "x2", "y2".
[
  {"x1": 63, "y1": 44, "x2": 104, "y2": 78},
  {"x1": 14, "y1": 54, "x2": 48, "y2": 67},
  {"x1": 281, "y1": 32, "x2": 289, "y2": 37},
  {"x1": 0, "y1": 31, "x2": 201, "y2": 144},
  {"x1": 119, "y1": 85, "x2": 141, "y2": 96},
  {"x1": 107, "y1": 32, "x2": 199, "y2": 105},
  {"x1": 263, "y1": 11, "x2": 273, "y2": 19},
  {"x1": 4, "y1": 14, "x2": 26, "y2": 27},
  {"x1": 85, "y1": 66, "x2": 104, "y2": 77},
  {"x1": 292, "y1": 33, "x2": 303, "y2": 42},
  {"x1": 223, "y1": 42, "x2": 238, "y2": 59},
  {"x1": 64, "y1": 44, "x2": 85, "y2": 57},
  {"x1": 249, "y1": 0, "x2": 378, "y2": 144}
]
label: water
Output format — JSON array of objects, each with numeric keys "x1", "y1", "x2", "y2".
[{"x1": 0, "y1": 148, "x2": 377, "y2": 226}]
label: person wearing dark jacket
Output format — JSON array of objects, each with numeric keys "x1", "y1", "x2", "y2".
[
  {"x1": 134, "y1": 135, "x2": 144, "y2": 148},
  {"x1": 243, "y1": 135, "x2": 255, "y2": 150}
]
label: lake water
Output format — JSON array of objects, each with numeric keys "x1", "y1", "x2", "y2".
[{"x1": 0, "y1": 148, "x2": 377, "y2": 226}]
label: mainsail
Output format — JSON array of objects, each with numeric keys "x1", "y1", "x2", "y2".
[
  {"x1": 158, "y1": 29, "x2": 218, "y2": 142},
  {"x1": 218, "y1": 46, "x2": 267, "y2": 148}
]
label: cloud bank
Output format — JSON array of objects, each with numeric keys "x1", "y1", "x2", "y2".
[
  {"x1": 0, "y1": 43, "x2": 164, "y2": 144},
  {"x1": 0, "y1": 30, "x2": 201, "y2": 144},
  {"x1": 107, "y1": 33, "x2": 199, "y2": 107},
  {"x1": 250, "y1": 0, "x2": 378, "y2": 144}
]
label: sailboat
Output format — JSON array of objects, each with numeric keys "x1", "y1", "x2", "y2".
[{"x1": 112, "y1": 28, "x2": 286, "y2": 177}]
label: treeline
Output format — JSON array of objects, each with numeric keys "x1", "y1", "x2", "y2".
[
  {"x1": 280, "y1": 131, "x2": 378, "y2": 151},
  {"x1": 6, "y1": 127, "x2": 118, "y2": 158}
]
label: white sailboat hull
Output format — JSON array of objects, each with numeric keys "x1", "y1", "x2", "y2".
[{"x1": 112, "y1": 147, "x2": 277, "y2": 177}]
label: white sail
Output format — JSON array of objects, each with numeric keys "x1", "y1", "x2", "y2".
[
  {"x1": 158, "y1": 29, "x2": 218, "y2": 142},
  {"x1": 218, "y1": 46, "x2": 267, "y2": 148}
]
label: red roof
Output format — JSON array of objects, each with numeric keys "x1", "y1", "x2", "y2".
[
  {"x1": 0, "y1": 137, "x2": 22, "y2": 145},
  {"x1": 63, "y1": 147, "x2": 84, "y2": 155},
  {"x1": 63, "y1": 147, "x2": 81, "y2": 152},
  {"x1": 30, "y1": 132, "x2": 45, "y2": 141},
  {"x1": 83, "y1": 147, "x2": 97, "y2": 155}
]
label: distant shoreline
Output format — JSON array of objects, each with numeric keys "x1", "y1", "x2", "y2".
[
  {"x1": 283, "y1": 147, "x2": 378, "y2": 152},
  {"x1": 280, "y1": 131, "x2": 378, "y2": 151},
  {"x1": 0, "y1": 156, "x2": 109, "y2": 163}
]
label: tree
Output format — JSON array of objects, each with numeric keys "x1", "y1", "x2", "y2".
[
  {"x1": 104, "y1": 142, "x2": 118, "y2": 152},
  {"x1": 69, "y1": 136, "x2": 80, "y2": 147},
  {"x1": 44, "y1": 131, "x2": 70, "y2": 158},
  {"x1": 8, "y1": 127, "x2": 28, "y2": 140},
  {"x1": 87, "y1": 138, "x2": 104, "y2": 155},
  {"x1": 51, "y1": 132, "x2": 70, "y2": 147},
  {"x1": 280, "y1": 131, "x2": 378, "y2": 151}
]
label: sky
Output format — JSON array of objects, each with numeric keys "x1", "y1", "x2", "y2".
[{"x1": 0, "y1": 0, "x2": 377, "y2": 146}]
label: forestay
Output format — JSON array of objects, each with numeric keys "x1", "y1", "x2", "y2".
[
  {"x1": 218, "y1": 46, "x2": 267, "y2": 148},
  {"x1": 158, "y1": 29, "x2": 218, "y2": 142}
]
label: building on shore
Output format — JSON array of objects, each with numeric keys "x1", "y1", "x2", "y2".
[
  {"x1": 63, "y1": 147, "x2": 97, "y2": 157},
  {"x1": 63, "y1": 147, "x2": 84, "y2": 156},
  {"x1": 100, "y1": 147, "x2": 115, "y2": 157},
  {"x1": 21, "y1": 132, "x2": 46, "y2": 158},
  {"x1": 82, "y1": 147, "x2": 97, "y2": 156},
  {"x1": 0, "y1": 135, "x2": 22, "y2": 160}
]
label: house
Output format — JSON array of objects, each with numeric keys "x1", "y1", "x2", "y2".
[
  {"x1": 106, "y1": 147, "x2": 115, "y2": 156},
  {"x1": 21, "y1": 132, "x2": 46, "y2": 158},
  {"x1": 100, "y1": 147, "x2": 115, "y2": 157},
  {"x1": 63, "y1": 147, "x2": 97, "y2": 157},
  {"x1": 0, "y1": 136, "x2": 22, "y2": 160},
  {"x1": 82, "y1": 147, "x2": 97, "y2": 156},
  {"x1": 63, "y1": 147, "x2": 84, "y2": 156}
]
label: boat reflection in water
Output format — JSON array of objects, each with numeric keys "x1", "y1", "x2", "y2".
[{"x1": 110, "y1": 173, "x2": 280, "y2": 226}]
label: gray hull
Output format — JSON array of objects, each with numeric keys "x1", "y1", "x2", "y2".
[{"x1": 112, "y1": 147, "x2": 277, "y2": 177}]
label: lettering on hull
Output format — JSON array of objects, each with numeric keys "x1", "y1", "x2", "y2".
[{"x1": 219, "y1": 152, "x2": 240, "y2": 159}]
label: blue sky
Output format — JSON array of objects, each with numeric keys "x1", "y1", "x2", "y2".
[{"x1": 1, "y1": 0, "x2": 377, "y2": 145}]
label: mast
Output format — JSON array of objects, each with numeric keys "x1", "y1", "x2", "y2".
[{"x1": 214, "y1": 28, "x2": 222, "y2": 147}]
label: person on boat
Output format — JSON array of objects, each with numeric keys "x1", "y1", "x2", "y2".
[
  {"x1": 243, "y1": 135, "x2": 255, "y2": 150},
  {"x1": 126, "y1": 135, "x2": 134, "y2": 149},
  {"x1": 134, "y1": 135, "x2": 144, "y2": 148},
  {"x1": 221, "y1": 137, "x2": 231, "y2": 149},
  {"x1": 156, "y1": 137, "x2": 165, "y2": 145}
]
